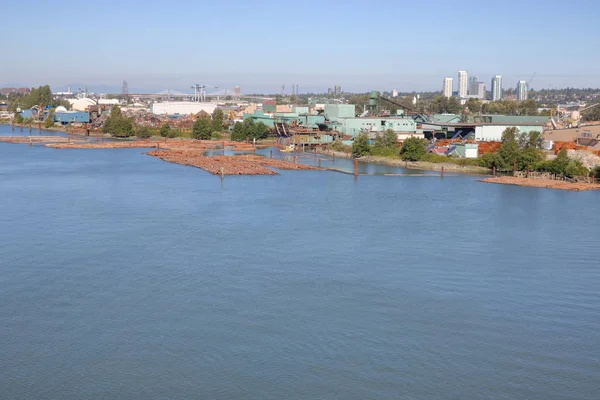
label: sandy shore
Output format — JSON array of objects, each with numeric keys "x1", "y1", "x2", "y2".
[{"x1": 480, "y1": 176, "x2": 600, "y2": 191}]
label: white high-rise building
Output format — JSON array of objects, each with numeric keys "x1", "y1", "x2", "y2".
[
  {"x1": 476, "y1": 82, "x2": 485, "y2": 99},
  {"x1": 443, "y1": 77, "x2": 453, "y2": 98},
  {"x1": 491, "y1": 75, "x2": 503, "y2": 101},
  {"x1": 517, "y1": 80, "x2": 528, "y2": 101},
  {"x1": 392, "y1": 89, "x2": 398, "y2": 98},
  {"x1": 458, "y1": 71, "x2": 468, "y2": 98}
]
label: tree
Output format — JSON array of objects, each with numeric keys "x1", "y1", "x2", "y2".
[
  {"x1": 552, "y1": 147, "x2": 570, "y2": 175},
  {"x1": 110, "y1": 104, "x2": 122, "y2": 118},
  {"x1": 160, "y1": 123, "x2": 171, "y2": 137},
  {"x1": 242, "y1": 117, "x2": 255, "y2": 136},
  {"x1": 501, "y1": 127, "x2": 519, "y2": 142},
  {"x1": 352, "y1": 133, "x2": 371, "y2": 158},
  {"x1": 44, "y1": 109, "x2": 55, "y2": 128},
  {"x1": 373, "y1": 129, "x2": 397, "y2": 148},
  {"x1": 192, "y1": 117, "x2": 212, "y2": 140},
  {"x1": 430, "y1": 96, "x2": 448, "y2": 113},
  {"x1": 250, "y1": 121, "x2": 269, "y2": 139},
  {"x1": 103, "y1": 105, "x2": 134, "y2": 137},
  {"x1": 478, "y1": 152, "x2": 500, "y2": 169},
  {"x1": 399, "y1": 137, "x2": 426, "y2": 161},
  {"x1": 136, "y1": 126, "x2": 152, "y2": 139},
  {"x1": 518, "y1": 130, "x2": 543, "y2": 149},
  {"x1": 447, "y1": 96, "x2": 461, "y2": 114},
  {"x1": 517, "y1": 99, "x2": 538, "y2": 116},
  {"x1": 212, "y1": 108, "x2": 224, "y2": 132},
  {"x1": 496, "y1": 127, "x2": 521, "y2": 170},
  {"x1": 464, "y1": 98, "x2": 482, "y2": 114},
  {"x1": 231, "y1": 122, "x2": 245, "y2": 141}
]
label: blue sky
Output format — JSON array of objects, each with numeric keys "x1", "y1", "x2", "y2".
[{"x1": 2, "y1": 0, "x2": 599, "y2": 94}]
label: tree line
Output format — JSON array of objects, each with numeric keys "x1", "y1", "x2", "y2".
[
  {"x1": 102, "y1": 105, "x2": 270, "y2": 141},
  {"x1": 4, "y1": 85, "x2": 71, "y2": 111},
  {"x1": 349, "y1": 127, "x2": 591, "y2": 179}
]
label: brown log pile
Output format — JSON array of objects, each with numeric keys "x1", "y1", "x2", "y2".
[
  {"x1": 480, "y1": 176, "x2": 600, "y2": 191},
  {"x1": 147, "y1": 150, "x2": 319, "y2": 175}
]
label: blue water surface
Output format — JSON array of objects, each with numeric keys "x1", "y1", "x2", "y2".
[{"x1": 1, "y1": 124, "x2": 600, "y2": 399}]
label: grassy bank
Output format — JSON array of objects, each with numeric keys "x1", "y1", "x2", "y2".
[{"x1": 319, "y1": 145, "x2": 490, "y2": 175}]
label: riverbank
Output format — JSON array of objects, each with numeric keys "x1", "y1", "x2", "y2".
[
  {"x1": 317, "y1": 148, "x2": 490, "y2": 175},
  {"x1": 480, "y1": 176, "x2": 600, "y2": 191}
]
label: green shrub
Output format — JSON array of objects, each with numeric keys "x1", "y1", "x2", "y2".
[
  {"x1": 330, "y1": 141, "x2": 351, "y2": 153},
  {"x1": 136, "y1": 126, "x2": 152, "y2": 139},
  {"x1": 478, "y1": 152, "x2": 500, "y2": 168},
  {"x1": 192, "y1": 117, "x2": 212, "y2": 140},
  {"x1": 160, "y1": 123, "x2": 171, "y2": 137},
  {"x1": 352, "y1": 133, "x2": 371, "y2": 158},
  {"x1": 370, "y1": 146, "x2": 399, "y2": 158},
  {"x1": 399, "y1": 137, "x2": 426, "y2": 161},
  {"x1": 454, "y1": 158, "x2": 480, "y2": 166},
  {"x1": 421, "y1": 153, "x2": 449, "y2": 163}
]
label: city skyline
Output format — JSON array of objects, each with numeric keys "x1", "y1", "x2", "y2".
[{"x1": 1, "y1": 1, "x2": 600, "y2": 92}]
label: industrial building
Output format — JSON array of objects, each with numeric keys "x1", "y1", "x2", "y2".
[
  {"x1": 421, "y1": 114, "x2": 547, "y2": 142},
  {"x1": 54, "y1": 111, "x2": 90, "y2": 124},
  {"x1": 151, "y1": 101, "x2": 216, "y2": 116},
  {"x1": 70, "y1": 98, "x2": 96, "y2": 112}
]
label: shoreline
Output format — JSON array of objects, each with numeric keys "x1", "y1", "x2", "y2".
[
  {"x1": 317, "y1": 148, "x2": 490, "y2": 175},
  {"x1": 2, "y1": 132, "x2": 597, "y2": 188},
  {"x1": 480, "y1": 176, "x2": 600, "y2": 191}
]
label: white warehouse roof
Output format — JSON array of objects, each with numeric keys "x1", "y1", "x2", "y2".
[{"x1": 151, "y1": 101, "x2": 216, "y2": 116}]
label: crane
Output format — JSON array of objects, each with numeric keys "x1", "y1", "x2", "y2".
[
  {"x1": 528, "y1": 72, "x2": 536, "y2": 88},
  {"x1": 191, "y1": 84, "x2": 219, "y2": 102}
]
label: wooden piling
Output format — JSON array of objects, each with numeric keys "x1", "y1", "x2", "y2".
[
  {"x1": 354, "y1": 159, "x2": 358, "y2": 176},
  {"x1": 318, "y1": 159, "x2": 321, "y2": 168},
  {"x1": 493, "y1": 166, "x2": 496, "y2": 176},
  {"x1": 526, "y1": 163, "x2": 530, "y2": 178},
  {"x1": 441, "y1": 166, "x2": 445, "y2": 178},
  {"x1": 269, "y1": 150, "x2": 273, "y2": 159},
  {"x1": 513, "y1": 160, "x2": 517, "y2": 176}
]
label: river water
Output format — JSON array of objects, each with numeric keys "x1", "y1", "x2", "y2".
[{"x1": 1, "y1": 125, "x2": 600, "y2": 399}]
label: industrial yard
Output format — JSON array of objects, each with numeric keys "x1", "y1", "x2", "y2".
[{"x1": 2, "y1": 81, "x2": 600, "y2": 188}]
